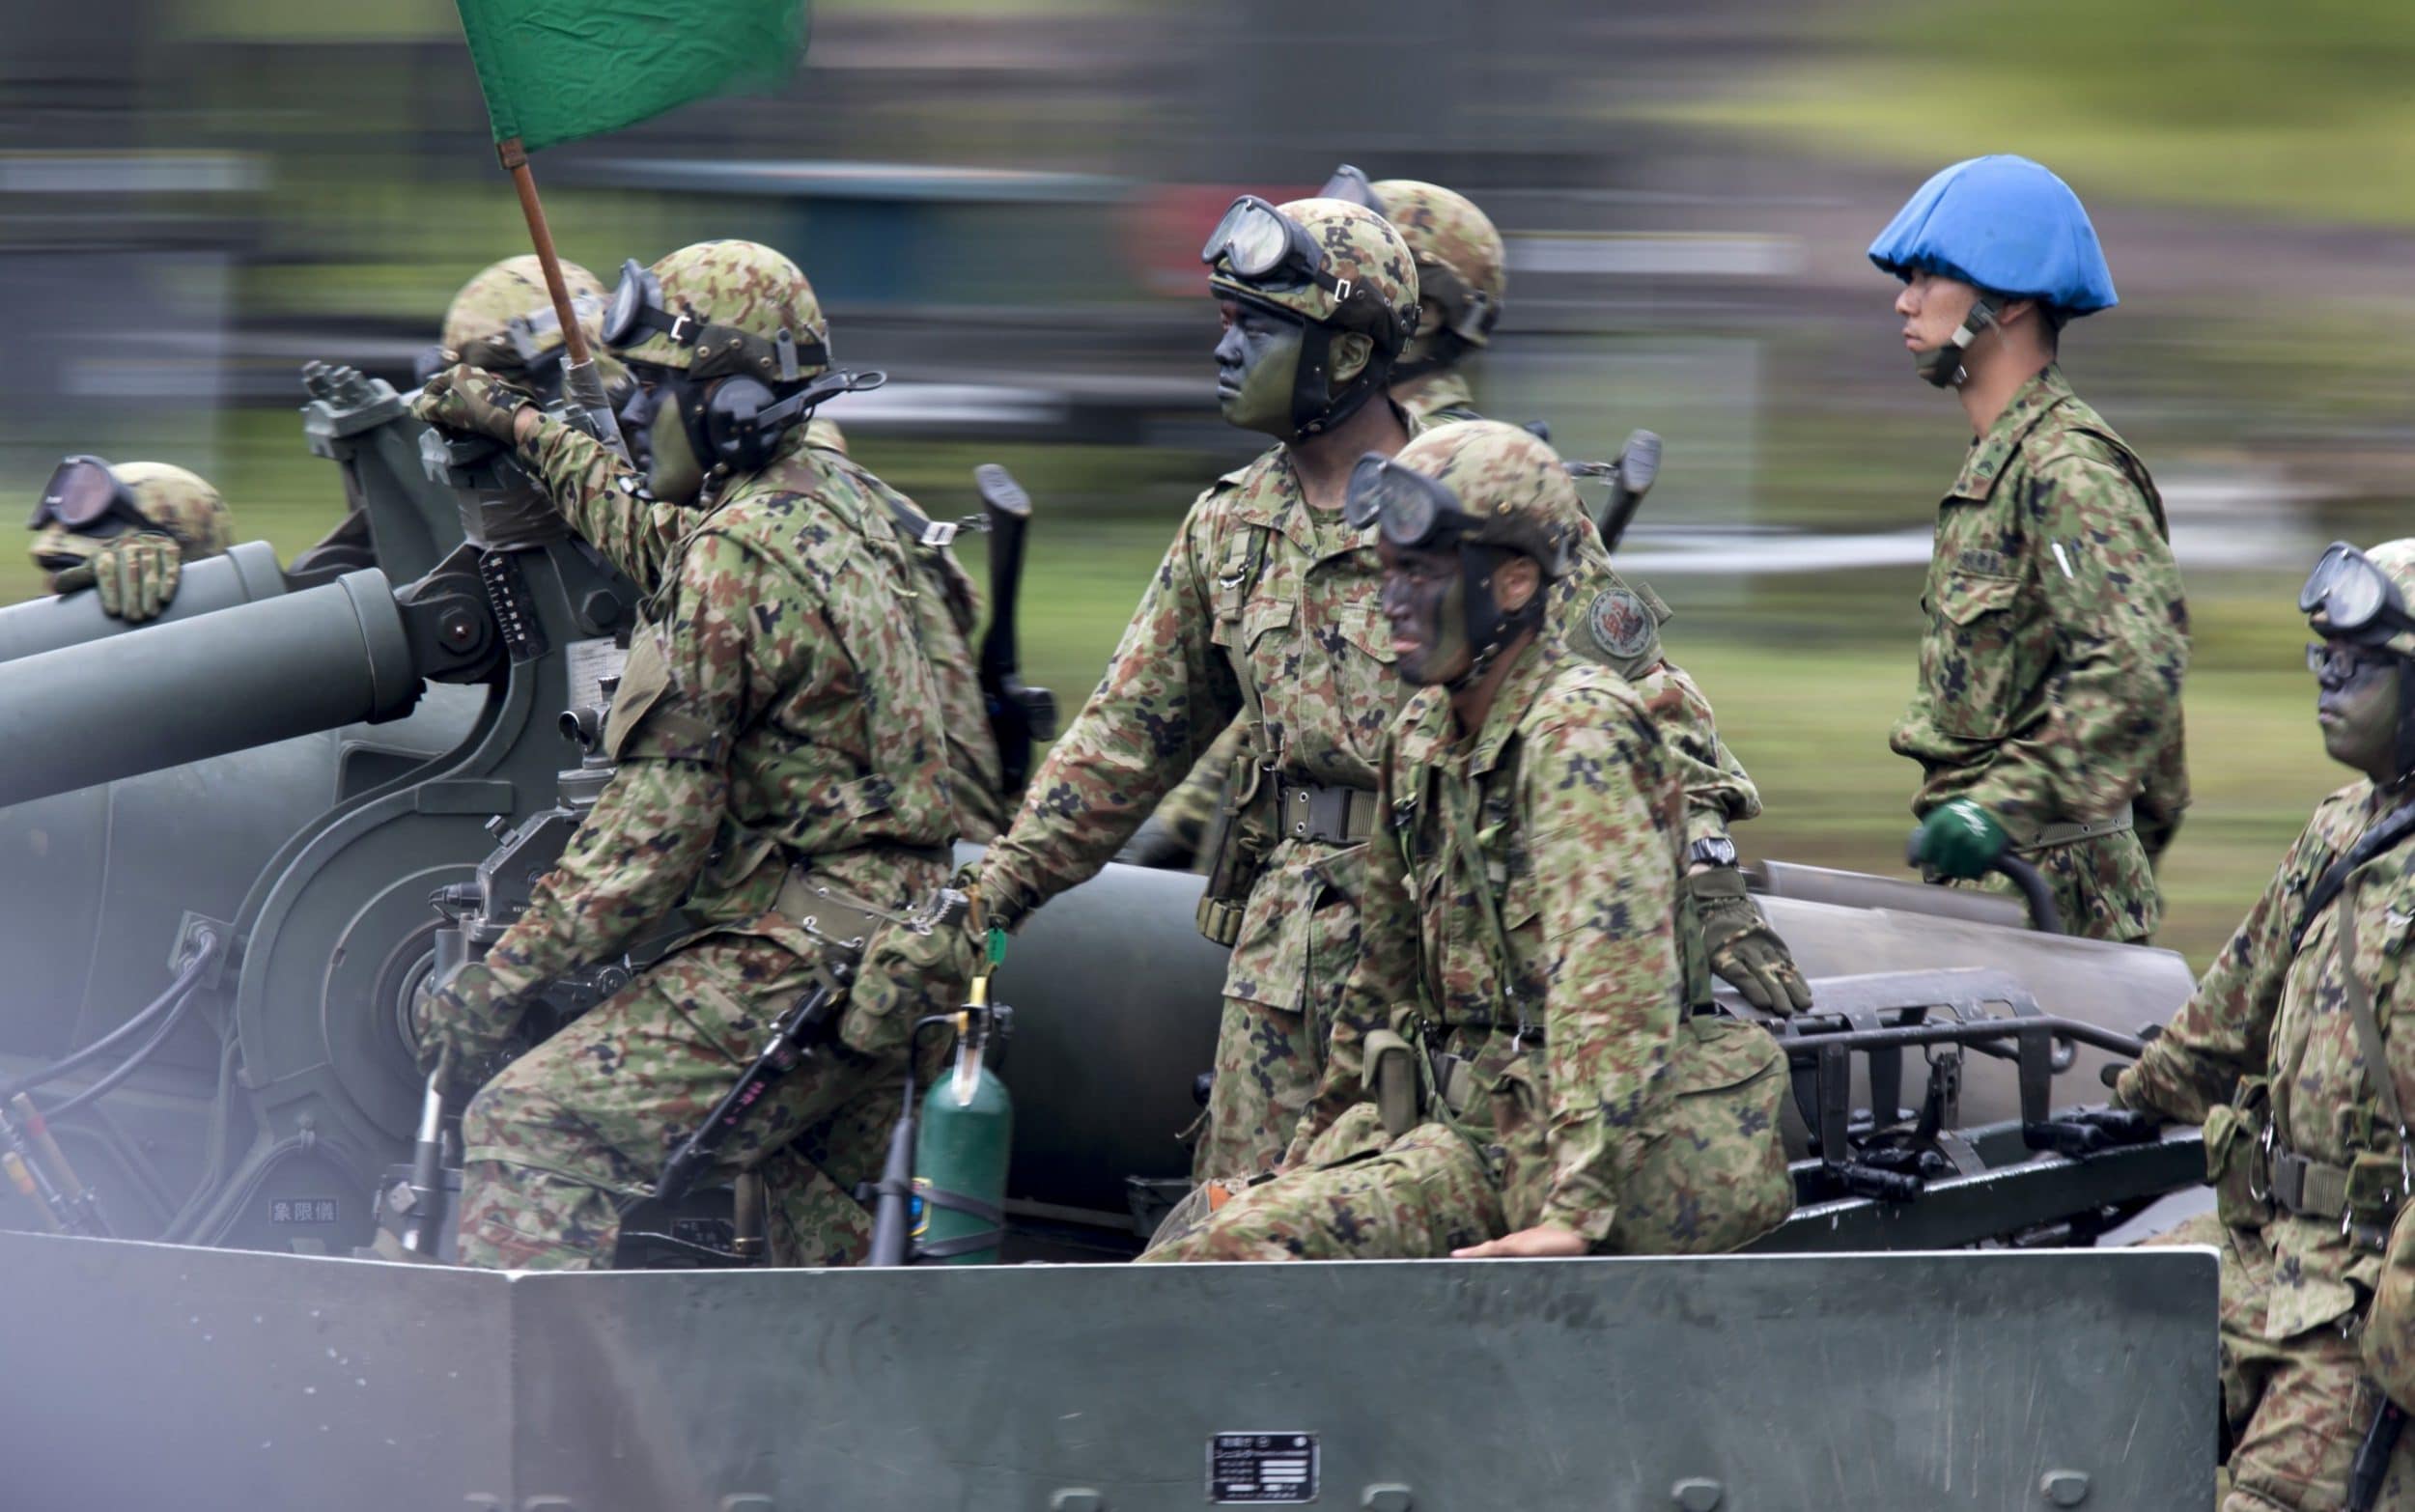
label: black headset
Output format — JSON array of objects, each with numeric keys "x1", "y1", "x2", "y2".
[{"x1": 688, "y1": 368, "x2": 888, "y2": 472}]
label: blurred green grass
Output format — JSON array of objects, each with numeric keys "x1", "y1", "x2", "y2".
[
  {"x1": 1655, "y1": 0, "x2": 2415, "y2": 226},
  {"x1": 0, "y1": 409, "x2": 2333, "y2": 975}
]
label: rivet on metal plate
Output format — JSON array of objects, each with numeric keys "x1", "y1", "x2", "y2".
[
  {"x1": 1671, "y1": 1478, "x2": 1724, "y2": 1512},
  {"x1": 1362, "y1": 1484, "x2": 1413, "y2": 1512},
  {"x1": 2040, "y1": 1469, "x2": 2090, "y2": 1506},
  {"x1": 1052, "y1": 1491, "x2": 1105, "y2": 1512}
]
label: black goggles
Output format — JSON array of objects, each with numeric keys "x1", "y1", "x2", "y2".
[
  {"x1": 1319, "y1": 164, "x2": 1386, "y2": 215},
  {"x1": 1202, "y1": 196, "x2": 1336, "y2": 294},
  {"x1": 601, "y1": 258, "x2": 696, "y2": 349},
  {"x1": 2301, "y1": 541, "x2": 2415, "y2": 641},
  {"x1": 29, "y1": 455, "x2": 146, "y2": 535},
  {"x1": 1344, "y1": 453, "x2": 1476, "y2": 549}
]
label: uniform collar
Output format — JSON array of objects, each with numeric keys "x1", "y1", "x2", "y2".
[
  {"x1": 1949, "y1": 363, "x2": 2074, "y2": 503},
  {"x1": 1231, "y1": 401, "x2": 1423, "y2": 557},
  {"x1": 1394, "y1": 370, "x2": 1476, "y2": 424},
  {"x1": 1393, "y1": 636, "x2": 1561, "y2": 777}
]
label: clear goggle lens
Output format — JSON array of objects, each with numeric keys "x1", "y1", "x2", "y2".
[
  {"x1": 602, "y1": 258, "x2": 656, "y2": 347},
  {"x1": 2301, "y1": 541, "x2": 2393, "y2": 631},
  {"x1": 1346, "y1": 454, "x2": 1454, "y2": 546},
  {"x1": 1318, "y1": 165, "x2": 1385, "y2": 215},
  {"x1": 31, "y1": 456, "x2": 122, "y2": 531},
  {"x1": 1203, "y1": 199, "x2": 1295, "y2": 281}
]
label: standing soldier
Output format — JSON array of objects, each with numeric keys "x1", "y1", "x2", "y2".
[
  {"x1": 29, "y1": 457, "x2": 234, "y2": 623},
  {"x1": 407, "y1": 239, "x2": 976, "y2": 1269},
  {"x1": 979, "y1": 195, "x2": 1421, "y2": 1182},
  {"x1": 1874, "y1": 155, "x2": 2189, "y2": 942},
  {"x1": 1131, "y1": 169, "x2": 1809, "y2": 1019},
  {"x1": 2117, "y1": 540, "x2": 2415, "y2": 1512},
  {"x1": 1144, "y1": 423, "x2": 1790, "y2": 1262}
]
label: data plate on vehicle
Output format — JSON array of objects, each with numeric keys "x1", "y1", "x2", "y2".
[{"x1": 1208, "y1": 1433, "x2": 1317, "y2": 1503}]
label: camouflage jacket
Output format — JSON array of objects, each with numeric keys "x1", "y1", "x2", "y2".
[
  {"x1": 481, "y1": 425, "x2": 964, "y2": 1000},
  {"x1": 523, "y1": 417, "x2": 1003, "y2": 840},
  {"x1": 981, "y1": 438, "x2": 1404, "y2": 1010},
  {"x1": 1395, "y1": 371, "x2": 1482, "y2": 426},
  {"x1": 1286, "y1": 640, "x2": 1689, "y2": 1243},
  {"x1": 1891, "y1": 364, "x2": 2189, "y2": 836},
  {"x1": 2120, "y1": 781, "x2": 2415, "y2": 1337}
]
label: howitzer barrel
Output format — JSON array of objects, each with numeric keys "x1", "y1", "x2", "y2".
[
  {"x1": 0, "y1": 569, "x2": 421, "y2": 810},
  {"x1": 0, "y1": 541, "x2": 288, "y2": 664}
]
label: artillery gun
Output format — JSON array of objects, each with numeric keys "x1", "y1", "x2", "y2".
[{"x1": 0, "y1": 369, "x2": 2217, "y2": 1508}]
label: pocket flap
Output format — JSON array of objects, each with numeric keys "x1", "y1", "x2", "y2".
[
  {"x1": 1668, "y1": 1015, "x2": 1784, "y2": 1097},
  {"x1": 1934, "y1": 571, "x2": 2020, "y2": 628}
]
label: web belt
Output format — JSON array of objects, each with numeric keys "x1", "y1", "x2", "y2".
[{"x1": 1274, "y1": 776, "x2": 1379, "y2": 846}]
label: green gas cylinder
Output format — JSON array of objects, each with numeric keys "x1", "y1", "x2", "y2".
[{"x1": 912, "y1": 1028, "x2": 1012, "y2": 1265}]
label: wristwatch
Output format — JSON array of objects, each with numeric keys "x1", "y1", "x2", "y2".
[{"x1": 1688, "y1": 836, "x2": 1739, "y2": 869}]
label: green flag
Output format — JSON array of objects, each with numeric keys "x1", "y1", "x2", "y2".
[{"x1": 452, "y1": 0, "x2": 810, "y2": 153}]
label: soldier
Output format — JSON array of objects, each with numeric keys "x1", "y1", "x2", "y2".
[
  {"x1": 1141, "y1": 423, "x2": 1790, "y2": 1263},
  {"x1": 1129, "y1": 169, "x2": 1809, "y2": 1021},
  {"x1": 407, "y1": 239, "x2": 977, "y2": 1269},
  {"x1": 977, "y1": 195, "x2": 1422, "y2": 1183},
  {"x1": 1874, "y1": 154, "x2": 2189, "y2": 942},
  {"x1": 29, "y1": 457, "x2": 233, "y2": 623},
  {"x1": 2116, "y1": 540, "x2": 2415, "y2": 1512}
]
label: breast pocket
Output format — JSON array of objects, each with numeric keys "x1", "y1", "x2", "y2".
[
  {"x1": 1338, "y1": 598, "x2": 1400, "y2": 668},
  {"x1": 1922, "y1": 572, "x2": 2025, "y2": 741}
]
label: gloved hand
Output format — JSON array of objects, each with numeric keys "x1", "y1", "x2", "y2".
[
  {"x1": 1115, "y1": 814, "x2": 1199, "y2": 871},
  {"x1": 1688, "y1": 866, "x2": 1812, "y2": 1014},
  {"x1": 410, "y1": 362, "x2": 535, "y2": 447},
  {"x1": 51, "y1": 533, "x2": 183, "y2": 622},
  {"x1": 1913, "y1": 798, "x2": 2008, "y2": 882},
  {"x1": 410, "y1": 960, "x2": 527, "y2": 1089}
]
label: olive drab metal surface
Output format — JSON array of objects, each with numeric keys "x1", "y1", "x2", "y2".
[{"x1": 0, "y1": 1230, "x2": 2215, "y2": 1511}]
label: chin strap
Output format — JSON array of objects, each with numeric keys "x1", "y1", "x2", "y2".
[
  {"x1": 1915, "y1": 294, "x2": 2001, "y2": 389},
  {"x1": 1388, "y1": 330, "x2": 1468, "y2": 387},
  {"x1": 1291, "y1": 322, "x2": 1390, "y2": 439},
  {"x1": 1444, "y1": 545, "x2": 1544, "y2": 692}
]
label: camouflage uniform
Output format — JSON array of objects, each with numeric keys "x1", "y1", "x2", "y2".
[
  {"x1": 30, "y1": 461, "x2": 233, "y2": 623},
  {"x1": 431, "y1": 242, "x2": 979, "y2": 1270},
  {"x1": 1895, "y1": 363, "x2": 2188, "y2": 942},
  {"x1": 1145, "y1": 425, "x2": 1788, "y2": 1261},
  {"x1": 2120, "y1": 780, "x2": 2415, "y2": 1509}
]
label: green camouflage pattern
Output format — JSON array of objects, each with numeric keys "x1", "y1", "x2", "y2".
[
  {"x1": 1210, "y1": 197, "x2": 1419, "y2": 356},
  {"x1": 32, "y1": 461, "x2": 231, "y2": 621},
  {"x1": 1892, "y1": 364, "x2": 2188, "y2": 942},
  {"x1": 979, "y1": 439, "x2": 1411, "y2": 1179},
  {"x1": 112, "y1": 461, "x2": 233, "y2": 558},
  {"x1": 70, "y1": 534, "x2": 183, "y2": 623},
  {"x1": 1148, "y1": 643, "x2": 1789, "y2": 1260},
  {"x1": 519, "y1": 408, "x2": 1004, "y2": 840},
  {"x1": 450, "y1": 419, "x2": 976, "y2": 1268},
  {"x1": 438, "y1": 255, "x2": 606, "y2": 373},
  {"x1": 1393, "y1": 369, "x2": 1481, "y2": 426},
  {"x1": 1396, "y1": 418, "x2": 1582, "y2": 571},
  {"x1": 611, "y1": 239, "x2": 831, "y2": 379},
  {"x1": 1370, "y1": 178, "x2": 1506, "y2": 347}
]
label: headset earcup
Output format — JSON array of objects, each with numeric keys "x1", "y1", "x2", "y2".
[{"x1": 702, "y1": 375, "x2": 779, "y2": 471}]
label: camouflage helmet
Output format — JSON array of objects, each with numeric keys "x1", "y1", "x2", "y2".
[
  {"x1": 1205, "y1": 197, "x2": 1419, "y2": 360},
  {"x1": 1369, "y1": 180, "x2": 1506, "y2": 347},
  {"x1": 28, "y1": 459, "x2": 231, "y2": 574},
  {"x1": 603, "y1": 239, "x2": 832, "y2": 384},
  {"x1": 2305, "y1": 538, "x2": 2415, "y2": 662},
  {"x1": 437, "y1": 255, "x2": 607, "y2": 373},
  {"x1": 1362, "y1": 420, "x2": 1584, "y2": 576}
]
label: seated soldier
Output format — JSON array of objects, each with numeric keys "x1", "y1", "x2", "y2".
[
  {"x1": 28, "y1": 456, "x2": 232, "y2": 623},
  {"x1": 1143, "y1": 421, "x2": 1791, "y2": 1263}
]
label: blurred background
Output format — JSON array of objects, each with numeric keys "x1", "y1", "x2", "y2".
[{"x1": 6, "y1": 0, "x2": 2410, "y2": 967}]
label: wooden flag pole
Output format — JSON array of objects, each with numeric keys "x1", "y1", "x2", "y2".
[{"x1": 496, "y1": 136, "x2": 593, "y2": 367}]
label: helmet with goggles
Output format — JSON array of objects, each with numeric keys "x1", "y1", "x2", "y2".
[
  {"x1": 2303, "y1": 539, "x2": 2415, "y2": 662},
  {"x1": 28, "y1": 457, "x2": 231, "y2": 570},
  {"x1": 1346, "y1": 421, "x2": 1582, "y2": 575},
  {"x1": 603, "y1": 240, "x2": 832, "y2": 384},
  {"x1": 431, "y1": 256, "x2": 607, "y2": 379},
  {"x1": 1321, "y1": 167, "x2": 1504, "y2": 352},
  {"x1": 1203, "y1": 196, "x2": 1418, "y2": 358}
]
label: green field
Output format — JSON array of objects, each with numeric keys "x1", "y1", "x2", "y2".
[{"x1": 3, "y1": 408, "x2": 2326, "y2": 975}]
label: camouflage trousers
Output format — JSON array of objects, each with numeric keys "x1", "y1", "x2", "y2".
[
  {"x1": 1192, "y1": 994, "x2": 1323, "y2": 1183},
  {"x1": 2153, "y1": 1212, "x2": 2415, "y2": 1511},
  {"x1": 456, "y1": 933, "x2": 926, "y2": 1271},
  {"x1": 1952, "y1": 828, "x2": 2160, "y2": 944},
  {"x1": 1148, "y1": 1109, "x2": 1503, "y2": 1262}
]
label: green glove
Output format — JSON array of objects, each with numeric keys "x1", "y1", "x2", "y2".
[
  {"x1": 410, "y1": 960, "x2": 527, "y2": 1088},
  {"x1": 410, "y1": 362, "x2": 535, "y2": 447},
  {"x1": 1914, "y1": 798, "x2": 2008, "y2": 882},
  {"x1": 1687, "y1": 866, "x2": 1812, "y2": 1014},
  {"x1": 53, "y1": 533, "x2": 184, "y2": 623}
]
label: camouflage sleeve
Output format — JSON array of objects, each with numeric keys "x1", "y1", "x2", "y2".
[
  {"x1": 1964, "y1": 455, "x2": 2188, "y2": 826},
  {"x1": 2116, "y1": 818, "x2": 2308, "y2": 1123},
  {"x1": 1282, "y1": 732, "x2": 1420, "y2": 1167},
  {"x1": 1527, "y1": 696, "x2": 1686, "y2": 1243},
  {"x1": 479, "y1": 530, "x2": 765, "y2": 996},
  {"x1": 1638, "y1": 660, "x2": 1763, "y2": 848},
  {"x1": 520, "y1": 416, "x2": 690, "y2": 594},
  {"x1": 1155, "y1": 722, "x2": 1245, "y2": 852},
  {"x1": 979, "y1": 502, "x2": 1243, "y2": 922}
]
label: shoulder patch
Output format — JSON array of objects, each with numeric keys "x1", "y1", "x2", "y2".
[{"x1": 1585, "y1": 586, "x2": 1657, "y2": 662}]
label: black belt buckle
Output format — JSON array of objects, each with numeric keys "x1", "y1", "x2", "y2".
[{"x1": 1282, "y1": 781, "x2": 1357, "y2": 844}]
